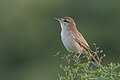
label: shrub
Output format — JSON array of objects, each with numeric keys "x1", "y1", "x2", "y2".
[{"x1": 55, "y1": 44, "x2": 120, "y2": 80}]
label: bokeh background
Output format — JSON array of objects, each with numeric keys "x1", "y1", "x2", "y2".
[{"x1": 0, "y1": 0, "x2": 120, "y2": 80}]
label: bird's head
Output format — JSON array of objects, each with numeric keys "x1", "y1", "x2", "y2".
[{"x1": 55, "y1": 16, "x2": 76, "y2": 31}]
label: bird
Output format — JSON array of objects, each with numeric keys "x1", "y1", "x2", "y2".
[{"x1": 55, "y1": 16, "x2": 100, "y2": 66}]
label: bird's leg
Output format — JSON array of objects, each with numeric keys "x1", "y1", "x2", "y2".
[
  {"x1": 75, "y1": 53, "x2": 81, "y2": 62},
  {"x1": 76, "y1": 53, "x2": 81, "y2": 58}
]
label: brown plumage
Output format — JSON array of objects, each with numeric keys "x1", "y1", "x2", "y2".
[{"x1": 56, "y1": 16, "x2": 100, "y2": 66}]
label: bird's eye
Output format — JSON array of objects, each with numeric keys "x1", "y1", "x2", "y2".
[{"x1": 64, "y1": 20, "x2": 69, "y2": 23}]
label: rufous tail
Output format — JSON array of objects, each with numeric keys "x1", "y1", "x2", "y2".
[{"x1": 88, "y1": 50, "x2": 101, "y2": 66}]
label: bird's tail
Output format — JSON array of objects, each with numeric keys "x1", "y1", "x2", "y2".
[{"x1": 88, "y1": 50, "x2": 101, "y2": 67}]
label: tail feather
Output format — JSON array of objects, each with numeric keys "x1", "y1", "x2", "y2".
[{"x1": 88, "y1": 50, "x2": 101, "y2": 66}]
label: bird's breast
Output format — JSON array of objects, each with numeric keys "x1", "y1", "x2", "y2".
[{"x1": 61, "y1": 31, "x2": 82, "y2": 53}]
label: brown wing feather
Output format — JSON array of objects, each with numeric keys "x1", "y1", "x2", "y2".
[
  {"x1": 73, "y1": 31, "x2": 100, "y2": 66},
  {"x1": 73, "y1": 31, "x2": 91, "y2": 55}
]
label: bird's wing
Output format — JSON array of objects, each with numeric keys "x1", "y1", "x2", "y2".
[
  {"x1": 73, "y1": 31, "x2": 91, "y2": 53},
  {"x1": 73, "y1": 31, "x2": 100, "y2": 66}
]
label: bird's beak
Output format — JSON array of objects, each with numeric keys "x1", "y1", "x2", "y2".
[{"x1": 54, "y1": 17, "x2": 62, "y2": 21}]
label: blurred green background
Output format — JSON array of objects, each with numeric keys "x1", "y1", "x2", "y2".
[{"x1": 0, "y1": 0, "x2": 120, "y2": 80}]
